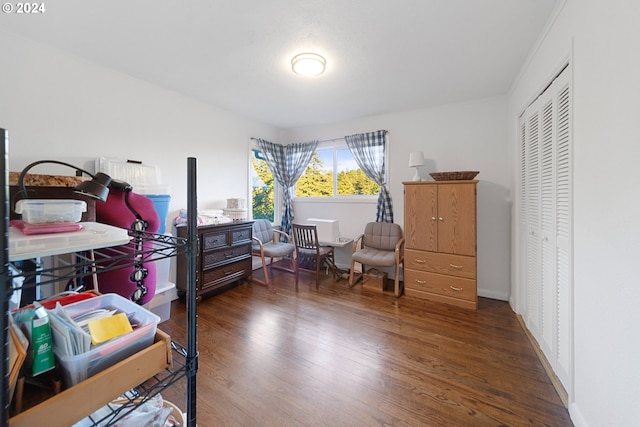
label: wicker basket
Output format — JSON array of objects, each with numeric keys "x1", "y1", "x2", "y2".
[{"x1": 429, "y1": 171, "x2": 479, "y2": 181}]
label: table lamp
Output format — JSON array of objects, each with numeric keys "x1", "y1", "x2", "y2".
[
  {"x1": 408, "y1": 151, "x2": 424, "y2": 181},
  {"x1": 17, "y1": 160, "x2": 113, "y2": 202}
]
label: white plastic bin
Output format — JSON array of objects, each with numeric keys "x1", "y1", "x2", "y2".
[
  {"x1": 144, "y1": 282, "x2": 175, "y2": 323},
  {"x1": 53, "y1": 293, "x2": 160, "y2": 388}
]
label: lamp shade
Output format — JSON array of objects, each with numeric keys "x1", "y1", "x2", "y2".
[
  {"x1": 74, "y1": 172, "x2": 112, "y2": 201},
  {"x1": 408, "y1": 151, "x2": 424, "y2": 167}
]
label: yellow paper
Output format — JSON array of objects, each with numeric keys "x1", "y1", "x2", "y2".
[{"x1": 87, "y1": 312, "x2": 133, "y2": 345}]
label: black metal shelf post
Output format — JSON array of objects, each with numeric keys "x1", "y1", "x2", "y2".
[
  {"x1": 185, "y1": 157, "x2": 198, "y2": 427},
  {"x1": 2, "y1": 128, "x2": 11, "y2": 426}
]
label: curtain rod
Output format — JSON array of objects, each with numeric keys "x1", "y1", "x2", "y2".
[
  {"x1": 251, "y1": 130, "x2": 388, "y2": 144},
  {"x1": 250, "y1": 136, "x2": 342, "y2": 144}
]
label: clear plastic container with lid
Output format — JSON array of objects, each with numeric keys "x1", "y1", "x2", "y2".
[{"x1": 15, "y1": 199, "x2": 87, "y2": 224}]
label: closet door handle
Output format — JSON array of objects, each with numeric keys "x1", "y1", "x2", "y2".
[
  {"x1": 439, "y1": 217, "x2": 444, "y2": 222},
  {"x1": 431, "y1": 217, "x2": 436, "y2": 221}
]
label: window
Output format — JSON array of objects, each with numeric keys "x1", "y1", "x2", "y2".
[
  {"x1": 250, "y1": 149, "x2": 275, "y2": 222},
  {"x1": 295, "y1": 142, "x2": 380, "y2": 198}
]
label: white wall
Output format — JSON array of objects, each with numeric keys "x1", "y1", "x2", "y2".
[
  {"x1": 285, "y1": 95, "x2": 511, "y2": 300},
  {"x1": 0, "y1": 30, "x2": 279, "y2": 233},
  {"x1": 508, "y1": 1, "x2": 640, "y2": 425}
]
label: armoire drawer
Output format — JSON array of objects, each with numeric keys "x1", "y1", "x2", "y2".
[
  {"x1": 404, "y1": 269, "x2": 477, "y2": 302},
  {"x1": 404, "y1": 249, "x2": 476, "y2": 279}
]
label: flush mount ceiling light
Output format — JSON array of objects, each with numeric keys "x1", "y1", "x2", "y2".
[{"x1": 291, "y1": 52, "x2": 326, "y2": 77}]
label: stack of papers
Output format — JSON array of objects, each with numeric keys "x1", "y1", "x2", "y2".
[
  {"x1": 49, "y1": 303, "x2": 134, "y2": 357},
  {"x1": 49, "y1": 302, "x2": 91, "y2": 358}
]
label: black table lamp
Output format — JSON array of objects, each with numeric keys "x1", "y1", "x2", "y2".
[{"x1": 17, "y1": 160, "x2": 113, "y2": 202}]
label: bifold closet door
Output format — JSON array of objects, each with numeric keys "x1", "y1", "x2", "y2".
[{"x1": 518, "y1": 65, "x2": 572, "y2": 392}]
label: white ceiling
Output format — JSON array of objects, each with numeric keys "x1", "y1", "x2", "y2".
[{"x1": 0, "y1": 0, "x2": 558, "y2": 129}]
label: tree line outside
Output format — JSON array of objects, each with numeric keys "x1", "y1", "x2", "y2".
[
  {"x1": 251, "y1": 156, "x2": 275, "y2": 222},
  {"x1": 252, "y1": 151, "x2": 379, "y2": 221},
  {"x1": 295, "y1": 152, "x2": 379, "y2": 197}
]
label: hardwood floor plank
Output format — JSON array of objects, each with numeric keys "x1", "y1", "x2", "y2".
[{"x1": 159, "y1": 267, "x2": 573, "y2": 426}]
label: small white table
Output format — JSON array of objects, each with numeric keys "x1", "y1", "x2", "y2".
[
  {"x1": 318, "y1": 237, "x2": 353, "y2": 248},
  {"x1": 318, "y1": 238, "x2": 353, "y2": 280}
]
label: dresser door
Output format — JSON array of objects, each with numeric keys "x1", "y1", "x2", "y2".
[
  {"x1": 404, "y1": 183, "x2": 437, "y2": 251},
  {"x1": 437, "y1": 183, "x2": 476, "y2": 256}
]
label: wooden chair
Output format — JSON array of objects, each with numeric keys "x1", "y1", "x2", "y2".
[
  {"x1": 251, "y1": 219, "x2": 295, "y2": 286},
  {"x1": 349, "y1": 222, "x2": 404, "y2": 297},
  {"x1": 291, "y1": 223, "x2": 336, "y2": 290}
]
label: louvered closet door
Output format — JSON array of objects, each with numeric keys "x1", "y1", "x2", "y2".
[
  {"x1": 519, "y1": 65, "x2": 572, "y2": 392},
  {"x1": 554, "y1": 72, "x2": 572, "y2": 388},
  {"x1": 524, "y1": 101, "x2": 542, "y2": 339}
]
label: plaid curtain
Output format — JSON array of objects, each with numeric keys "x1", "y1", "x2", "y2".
[
  {"x1": 345, "y1": 130, "x2": 393, "y2": 223},
  {"x1": 256, "y1": 139, "x2": 318, "y2": 234}
]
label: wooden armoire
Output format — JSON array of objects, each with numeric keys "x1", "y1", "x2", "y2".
[{"x1": 403, "y1": 180, "x2": 478, "y2": 309}]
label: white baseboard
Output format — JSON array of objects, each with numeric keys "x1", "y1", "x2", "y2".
[
  {"x1": 478, "y1": 288, "x2": 509, "y2": 301},
  {"x1": 569, "y1": 403, "x2": 588, "y2": 427}
]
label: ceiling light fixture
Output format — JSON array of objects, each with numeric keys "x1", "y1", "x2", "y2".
[{"x1": 291, "y1": 52, "x2": 326, "y2": 77}]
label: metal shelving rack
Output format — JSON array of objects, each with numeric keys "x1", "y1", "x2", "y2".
[{"x1": 0, "y1": 129, "x2": 199, "y2": 426}]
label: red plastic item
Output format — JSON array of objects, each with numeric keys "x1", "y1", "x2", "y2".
[
  {"x1": 10, "y1": 219, "x2": 83, "y2": 235},
  {"x1": 14, "y1": 291, "x2": 98, "y2": 311}
]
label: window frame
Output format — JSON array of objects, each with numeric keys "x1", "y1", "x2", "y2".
[
  {"x1": 249, "y1": 146, "x2": 281, "y2": 224},
  {"x1": 292, "y1": 138, "x2": 386, "y2": 204}
]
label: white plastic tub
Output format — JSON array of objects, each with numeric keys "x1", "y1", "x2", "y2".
[
  {"x1": 144, "y1": 282, "x2": 175, "y2": 323},
  {"x1": 53, "y1": 293, "x2": 160, "y2": 388}
]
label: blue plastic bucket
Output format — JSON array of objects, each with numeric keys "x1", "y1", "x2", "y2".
[{"x1": 145, "y1": 194, "x2": 171, "y2": 234}]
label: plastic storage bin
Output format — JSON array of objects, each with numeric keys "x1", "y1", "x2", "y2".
[
  {"x1": 144, "y1": 282, "x2": 175, "y2": 323},
  {"x1": 53, "y1": 293, "x2": 160, "y2": 388},
  {"x1": 15, "y1": 199, "x2": 86, "y2": 224},
  {"x1": 144, "y1": 194, "x2": 171, "y2": 234}
]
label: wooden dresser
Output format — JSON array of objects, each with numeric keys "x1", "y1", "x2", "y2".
[
  {"x1": 403, "y1": 180, "x2": 477, "y2": 309},
  {"x1": 176, "y1": 221, "x2": 253, "y2": 300}
]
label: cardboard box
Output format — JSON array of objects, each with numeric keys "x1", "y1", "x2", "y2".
[{"x1": 363, "y1": 268, "x2": 387, "y2": 291}]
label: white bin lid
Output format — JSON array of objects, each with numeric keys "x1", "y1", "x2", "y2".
[{"x1": 96, "y1": 157, "x2": 161, "y2": 189}]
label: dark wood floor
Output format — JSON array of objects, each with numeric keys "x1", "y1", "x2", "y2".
[{"x1": 159, "y1": 266, "x2": 573, "y2": 427}]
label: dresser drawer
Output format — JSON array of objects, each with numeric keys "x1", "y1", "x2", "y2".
[
  {"x1": 230, "y1": 226, "x2": 252, "y2": 244},
  {"x1": 404, "y1": 269, "x2": 477, "y2": 302},
  {"x1": 202, "y1": 243, "x2": 251, "y2": 269},
  {"x1": 404, "y1": 249, "x2": 476, "y2": 279},
  {"x1": 176, "y1": 221, "x2": 254, "y2": 300},
  {"x1": 201, "y1": 258, "x2": 252, "y2": 290},
  {"x1": 202, "y1": 230, "x2": 227, "y2": 250}
]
